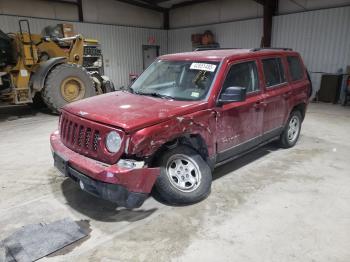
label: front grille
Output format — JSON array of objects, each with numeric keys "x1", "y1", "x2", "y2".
[
  {"x1": 59, "y1": 111, "x2": 124, "y2": 164},
  {"x1": 60, "y1": 113, "x2": 101, "y2": 159}
]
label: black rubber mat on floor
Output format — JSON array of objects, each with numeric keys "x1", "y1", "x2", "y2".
[{"x1": 0, "y1": 218, "x2": 88, "y2": 262}]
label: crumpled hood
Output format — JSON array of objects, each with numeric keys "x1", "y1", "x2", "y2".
[{"x1": 63, "y1": 91, "x2": 208, "y2": 132}]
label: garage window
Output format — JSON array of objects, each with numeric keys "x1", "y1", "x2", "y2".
[
  {"x1": 223, "y1": 61, "x2": 259, "y2": 93},
  {"x1": 287, "y1": 56, "x2": 304, "y2": 81},
  {"x1": 262, "y1": 58, "x2": 286, "y2": 87}
]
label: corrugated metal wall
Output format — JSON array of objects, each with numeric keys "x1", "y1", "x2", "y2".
[
  {"x1": 168, "y1": 18, "x2": 263, "y2": 53},
  {"x1": 0, "y1": 15, "x2": 168, "y2": 88},
  {"x1": 272, "y1": 6, "x2": 350, "y2": 93},
  {"x1": 1, "y1": 6, "x2": 349, "y2": 93},
  {"x1": 167, "y1": 6, "x2": 350, "y2": 93}
]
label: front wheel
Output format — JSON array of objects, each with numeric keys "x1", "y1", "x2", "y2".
[
  {"x1": 279, "y1": 110, "x2": 302, "y2": 148},
  {"x1": 154, "y1": 145, "x2": 212, "y2": 205}
]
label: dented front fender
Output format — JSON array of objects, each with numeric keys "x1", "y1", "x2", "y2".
[{"x1": 127, "y1": 109, "x2": 217, "y2": 158}]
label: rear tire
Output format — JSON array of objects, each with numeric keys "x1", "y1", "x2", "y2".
[
  {"x1": 154, "y1": 145, "x2": 212, "y2": 205},
  {"x1": 279, "y1": 110, "x2": 302, "y2": 148},
  {"x1": 41, "y1": 64, "x2": 95, "y2": 113}
]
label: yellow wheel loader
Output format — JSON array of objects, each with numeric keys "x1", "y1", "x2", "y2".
[{"x1": 0, "y1": 20, "x2": 114, "y2": 113}]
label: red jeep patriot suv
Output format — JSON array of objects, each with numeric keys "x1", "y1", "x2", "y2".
[{"x1": 50, "y1": 48, "x2": 311, "y2": 208}]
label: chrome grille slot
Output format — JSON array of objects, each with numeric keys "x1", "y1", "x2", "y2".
[
  {"x1": 72, "y1": 123, "x2": 78, "y2": 144},
  {"x1": 67, "y1": 121, "x2": 72, "y2": 142},
  {"x1": 78, "y1": 126, "x2": 84, "y2": 147},
  {"x1": 85, "y1": 128, "x2": 92, "y2": 149},
  {"x1": 61, "y1": 118, "x2": 67, "y2": 139},
  {"x1": 93, "y1": 131, "x2": 100, "y2": 151}
]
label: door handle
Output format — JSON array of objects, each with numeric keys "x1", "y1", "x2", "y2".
[
  {"x1": 254, "y1": 101, "x2": 267, "y2": 110},
  {"x1": 283, "y1": 91, "x2": 292, "y2": 99},
  {"x1": 253, "y1": 102, "x2": 261, "y2": 110}
]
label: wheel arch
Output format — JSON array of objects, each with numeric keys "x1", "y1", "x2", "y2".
[
  {"x1": 31, "y1": 57, "x2": 66, "y2": 92},
  {"x1": 148, "y1": 134, "x2": 210, "y2": 167},
  {"x1": 291, "y1": 102, "x2": 307, "y2": 121}
]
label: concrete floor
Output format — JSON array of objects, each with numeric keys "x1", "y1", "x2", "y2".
[{"x1": 0, "y1": 103, "x2": 349, "y2": 262}]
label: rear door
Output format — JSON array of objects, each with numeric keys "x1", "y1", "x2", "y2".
[
  {"x1": 260, "y1": 56, "x2": 291, "y2": 139},
  {"x1": 215, "y1": 59, "x2": 264, "y2": 162}
]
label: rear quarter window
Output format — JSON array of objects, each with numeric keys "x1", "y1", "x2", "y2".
[
  {"x1": 287, "y1": 56, "x2": 304, "y2": 81},
  {"x1": 262, "y1": 57, "x2": 286, "y2": 87}
]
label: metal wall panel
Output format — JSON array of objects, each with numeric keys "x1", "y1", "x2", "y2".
[
  {"x1": 2, "y1": 6, "x2": 349, "y2": 95},
  {"x1": 168, "y1": 7, "x2": 350, "y2": 95},
  {"x1": 272, "y1": 6, "x2": 350, "y2": 94},
  {"x1": 0, "y1": 15, "x2": 168, "y2": 88},
  {"x1": 168, "y1": 18, "x2": 263, "y2": 53},
  {"x1": 169, "y1": 0, "x2": 263, "y2": 29}
]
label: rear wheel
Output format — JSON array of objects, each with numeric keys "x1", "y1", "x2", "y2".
[
  {"x1": 154, "y1": 145, "x2": 212, "y2": 205},
  {"x1": 279, "y1": 110, "x2": 302, "y2": 148},
  {"x1": 41, "y1": 64, "x2": 95, "y2": 113}
]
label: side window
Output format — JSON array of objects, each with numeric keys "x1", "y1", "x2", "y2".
[
  {"x1": 262, "y1": 57, "x2": 286, "y2": 87},
  {"x1": 223, "y1": 61, "x2": 259, "y2": 93},
  {"x1": 287, "y1": 56, "x2": 304, "y2": 81}
]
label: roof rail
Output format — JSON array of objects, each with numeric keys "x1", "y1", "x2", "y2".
[
  {"x1": 194, "y1": 47, "x2": 293, "y2": 52},
  {"x1": 250, "y1": 47, "x2": 293, "y2": 52},
  {"x1": 194, "y1": 47, "x2": 242, "y2": 51}
]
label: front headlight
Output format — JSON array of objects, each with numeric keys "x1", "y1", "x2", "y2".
[{"x1": 105, "y1": 131, "x2": 121, "y2": 153}]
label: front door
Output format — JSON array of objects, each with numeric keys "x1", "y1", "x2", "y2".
[
  {"x1": 216, "y1": 60, "x2": 264, "y2": 162},
  {"x1": 260, "y1": 56, "x2": 291, "y2": 139}
]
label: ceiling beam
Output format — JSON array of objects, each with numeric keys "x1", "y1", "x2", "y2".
[
  {"x1": 253, "y1": 0, "x2": 278, "y2": 47},
  {"x1": 113, "y1": 0, "x2": 166, "y2": 12},
  {"x1": 77, "y1": 0, "x2": 83, "y2": 22},
  {"x1": 45, "y1": 0, "x2": 79, "y2": 5},
  {"x1": 252, "y1": 0, "x2": 278, "y2": 14},
  {"x1": 163, "y1": 9, "x2": 169, "y2": 29},
  {"x1": 171, "y1": 0, "x2": 216, "y2": 9},
  {"x1": 138, "y1": 0, "x2": 161, "y2": 6}
]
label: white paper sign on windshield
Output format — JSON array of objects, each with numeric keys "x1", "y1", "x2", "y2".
[{"x1": 190, "y1": 63, "x2": 217, "y2": 72}]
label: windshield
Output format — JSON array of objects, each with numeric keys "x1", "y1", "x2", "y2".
[{"x1": 130, "y1": 60, "x2": 220, "y2": 101}]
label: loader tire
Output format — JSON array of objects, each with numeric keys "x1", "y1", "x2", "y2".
[
  {"x1": 41, "y1": 64, "x2": 95, "y2": 113},
  {"x1": 30, "y1": 92, "x2": 46, "y2": 109}
]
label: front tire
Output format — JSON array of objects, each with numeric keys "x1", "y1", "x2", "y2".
[
  {"x1": 279, "y1": 110, "x2": 302, "y2": 148},
  {"x1": 41, "y1": 64, "x2": 95, "y2": 113},
  {"x1": 154, "y1": 145, "x2": 212, "y2": 205}
]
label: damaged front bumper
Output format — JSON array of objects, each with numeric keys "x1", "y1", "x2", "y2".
[{"x1": 50, "y1": 131, "x2": 160, "y2": 208}]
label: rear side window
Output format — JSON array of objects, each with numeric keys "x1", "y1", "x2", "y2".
[
  {"x1": 262, "y1": 58, "x2": 286, "y2": 87},
  {"x1": 287, "y1": 56, "x2": 304, "y2": 81},
  {"x1": 223, "y1": 61, "x2": 259, "y2": 93}
]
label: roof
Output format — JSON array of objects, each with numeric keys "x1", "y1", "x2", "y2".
[{"x1": 160, "y1": 48, "x2": 298, "y2": 62}]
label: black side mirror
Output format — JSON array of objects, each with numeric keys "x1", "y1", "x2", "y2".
[{"x1": 218, "y1": 86, "x2": 247, "y2": 105}]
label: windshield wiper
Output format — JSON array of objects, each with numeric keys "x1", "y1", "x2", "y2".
[{"x1": 134, "y1": 92, "x2": 175, "y2": 100}]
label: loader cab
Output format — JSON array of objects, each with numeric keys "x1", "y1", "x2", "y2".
[
  {"x1": 0, "y1": 30, "x2": 17, "y2": 92},
  {"x1": 0, "y1": 29, "x2": 17, "y2": 68}
]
